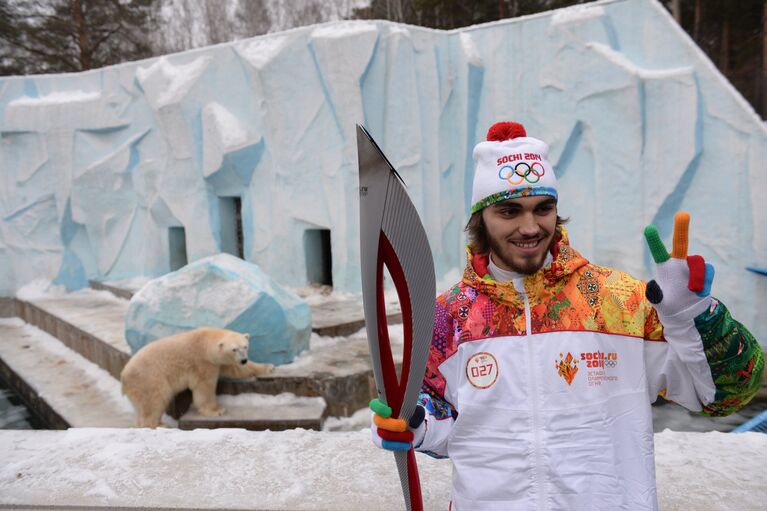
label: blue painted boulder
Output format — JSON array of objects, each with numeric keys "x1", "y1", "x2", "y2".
[{"x1": 124, "y1": 254, "x2": 311, "y2": 365}]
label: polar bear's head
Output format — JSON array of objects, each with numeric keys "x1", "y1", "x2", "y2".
[{"x1": 217, "y1": 332, "x2": 251, "y2": 365}]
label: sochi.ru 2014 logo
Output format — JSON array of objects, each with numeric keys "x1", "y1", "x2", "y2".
[
  {"x1": 555, "y1": 352, "x2": 579, "y2": 385},
  {"x1": 581, "y1": 350, "x2": 619, "y2": 368}
]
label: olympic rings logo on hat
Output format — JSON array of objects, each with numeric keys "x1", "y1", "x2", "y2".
[{"x1": 498, "y1": 162, "x2": 545, "y2": 186}]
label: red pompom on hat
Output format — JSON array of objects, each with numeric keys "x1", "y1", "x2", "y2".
[{"x1": 486, "y1": 122, "x2": 526, "y2": 142}]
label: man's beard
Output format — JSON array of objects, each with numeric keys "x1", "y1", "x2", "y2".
[{"x1": 488, "y1": 235, "x2": 556, "y2": 275}]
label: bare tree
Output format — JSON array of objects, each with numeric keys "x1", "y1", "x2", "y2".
[
  {"x1": 206, "y1": 0, "x2": 232, "y2": 45},
  {"x1": 720, "y1": 13, "x2": 730, "y2": 74},
  {"x1": 670, "y1": 0, "x2": 681, "y2": 23},
  {"x1": 237, "y1": 0, "x2": 271, "y2": 37},
  {"x1": 693, "y1": 0, "x2": 702, "y2": 41}
]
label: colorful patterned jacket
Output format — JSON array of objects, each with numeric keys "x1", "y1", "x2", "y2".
[{"x1": 416, "y1": 228, "x2": 763, "y2": 511}]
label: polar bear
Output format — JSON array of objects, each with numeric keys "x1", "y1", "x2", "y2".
[{"x1": 120, "y1": 327, "x2": 274, "y2": 428}]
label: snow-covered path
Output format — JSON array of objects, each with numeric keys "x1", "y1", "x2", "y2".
[{"x1": 1, "y1": 427, "x2": 765, "y2": 510}]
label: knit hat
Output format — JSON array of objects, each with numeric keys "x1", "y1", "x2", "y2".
[{"x1": 470, "y1": 122, "x2": 558, "y2": 213}]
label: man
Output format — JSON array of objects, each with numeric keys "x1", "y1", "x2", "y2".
[{"x1": 370, "y1": 121, "x2": 764, "y2": 510}]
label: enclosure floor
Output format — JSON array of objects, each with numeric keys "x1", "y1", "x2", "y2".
[{"x1": 1, "y1": 427, "x2": 766, "y2": 510}]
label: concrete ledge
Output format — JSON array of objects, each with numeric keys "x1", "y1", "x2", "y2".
[
  {"x1": 168, "y1": 368, "x2": 376, "y2": 420},
  {"x1": 88, "y1": 280, "x2": 135, "y2": 301},
  {"x1": 0, "y1": 318, "x2": 135, "y2": 427},
  {"x1": 178, "y1": 395, "x2": 326, "y2": 431},
  {"x1": 17, "y1": 300, "x2": 129, "y2": 380},
  {"x1": 0, "y1": 357, "x2": 69, "y2": 430},
  {"x1": 0, "y1": 297, "x2": 19, "y2": 318},
  {"x1": 216, "y1": 369, "x2": 376, "y2": 418},
  {"x1": 311, "y1": 300, "x2": 402, "y2": 337}
]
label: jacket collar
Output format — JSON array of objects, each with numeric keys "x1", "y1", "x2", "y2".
[{"x1": 462, "y1": 227, "x2": 588, "y2": 303}]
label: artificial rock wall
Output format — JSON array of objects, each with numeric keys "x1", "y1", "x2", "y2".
[{"x1": 0, "y1": 0, "x2": 765, "y2": 341}]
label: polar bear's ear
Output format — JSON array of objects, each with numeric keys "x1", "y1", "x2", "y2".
[{"x1": 243, "y1": 333, "x2": 250, "y2": 340}]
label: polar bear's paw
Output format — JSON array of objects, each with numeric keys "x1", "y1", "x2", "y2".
[
  {"x1": 199, "y1": 405, "x2": 226, "y2": 417},
  {"x1": 247, "y1": 361, "x2": 274, "y2": 377}
]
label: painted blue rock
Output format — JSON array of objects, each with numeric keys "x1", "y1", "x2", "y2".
[{"x1": 124, "y1": 253, "x2": 311, "y2": 365}]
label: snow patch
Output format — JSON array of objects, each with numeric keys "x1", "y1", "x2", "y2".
[
  {"x1": 15, "y1": 279, "x2": 61, "y2": 301},
  {"x1": 459, "y1": 32, "x2": 482, "y2": 66},
  {"x1": 217, "y1": 392, "x2": 325, "y2": 408},
  {"x1": 236, "y1": 35, "x2": 290, "y2": 70},
  {"x1": 203, "y1": 102, "x2": 250, "y2": 149},
  {"x1": 551, "y1": 3, "x2": 606, "y2": 25},
  {"x1": 135, "y1": 56, "x2": 212, "y2": 108},
  {"x1": 587, "y1": 42, "x2": 693, "y2": 79},
  {"x1": 98, "y1": 276, "x2": 152, "y2": 294},
  {"x1": 9, "y1": 91, "x2": 100, "y2": 106},
  {"x1": 311, "y1": 21, "x2": 377, "y2": 39},
  {"x1": 322, "y1": 407, "x2": 370, "y2": 432}
]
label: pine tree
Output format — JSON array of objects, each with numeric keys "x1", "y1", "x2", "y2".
[
  {"x1": 0, "y1": 0, "x2": 156, "y2": 76},
  {"x1": 660, "y1": 0, "x2": 764, "y2": 119}
]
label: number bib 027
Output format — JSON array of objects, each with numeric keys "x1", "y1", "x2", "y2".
[{"x1": 466, "y1": 352, "x2": 499, "y2": 389}]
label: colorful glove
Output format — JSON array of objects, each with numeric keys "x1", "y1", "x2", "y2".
[
  {"x1": 644, "y1": 211, "x2": 715, "y2": 320},
  {"x1": 369, "y1": 398, "x2": 426, "y2": 452}
]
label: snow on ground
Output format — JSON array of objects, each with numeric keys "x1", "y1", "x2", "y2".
[
  {"x1": 322, "y1": 406, "x2": 370, "y2": 432},
  {"x1": 15, "y1": 279, "x2": 69, "y2": 302},
  {"x1": 217, "y1": 392, "x2": 326, "y2": 408},
  {"x1": 654, "y1": 430, "x2": 767, "y2": 511},
  {"x1": 291, "y1": 283, "x2": 356, "y2": 306},
  {"x1": 292, "y1": 323, "x2": 403, "y2": 363},
  {"x1": 98, "y1": 276, "x2": 153, "y2": 294},
  {"x1": 0, "y1": 318, "x2": 134, "y2": 427},
  {"x1": 0, "y1": 427, "x2": 765, "y2": 510},
  {"x1": 15, "y1": 278, "x2": 128, "y2": 305}
]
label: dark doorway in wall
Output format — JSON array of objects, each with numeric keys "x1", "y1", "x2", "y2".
[
  {"x1": 304, "y1": 229, "x2": 332, "y2": 287},
  {"x1": 169, "y1": 227, "x2": 188, "y2": 271},
  {"x1": 219, "y1": 196, "x2": 244, "y2": 259}
]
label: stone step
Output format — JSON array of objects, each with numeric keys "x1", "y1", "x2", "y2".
[
  {"x1": 17, "y1": 293, "x2": 131, "y2": 380},
  {"x1": 311, "y1": 298, "x2": 402, "y2": 337},
  {"x1": 0, "y1": 317, "x2": 134, "y2": 428},
  {"x1": 178, "y1": 393, "x2": 327, "y2": 431},
  {"x1": 0, "y1": 297, "x2": 18, "y2": 318},
  {"x1": 88, "y1": 279, "x2": 138, "y2": 300}
]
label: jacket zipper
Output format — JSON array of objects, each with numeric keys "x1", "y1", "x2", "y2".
[{"x1": 515, "y1": 277, "x2": 544, "y2": 511}]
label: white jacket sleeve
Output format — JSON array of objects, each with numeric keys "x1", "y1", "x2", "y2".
[{"x1": 415, "y1": 391, "x2": 455, "y2": 458}]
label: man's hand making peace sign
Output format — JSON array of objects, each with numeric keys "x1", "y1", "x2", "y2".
[{"x1": 644, "y1": 212, "x2": 715, "y2": 321}]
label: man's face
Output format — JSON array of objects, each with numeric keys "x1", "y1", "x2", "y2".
[{"x1": 481, "y1": 195, "x2": 558, "y2": 275}]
